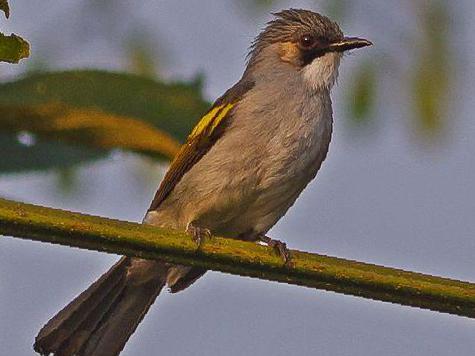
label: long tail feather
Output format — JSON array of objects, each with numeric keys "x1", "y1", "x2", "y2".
[{"x1": 34, "y1": 257, "x2": 168, "y2": 356}]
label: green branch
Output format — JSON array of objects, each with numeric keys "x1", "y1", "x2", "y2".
[{"x1": 1, "y1": 197, "x2": 474, "y2": 318}]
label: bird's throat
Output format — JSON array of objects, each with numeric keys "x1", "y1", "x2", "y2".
[{"x1": 302, "y1": 52, "x2": 341, "y2": 91}]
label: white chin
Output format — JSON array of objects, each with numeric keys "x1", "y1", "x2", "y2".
[{"x1": 302, "y1": 52, "x2": 342, "y2": 91}]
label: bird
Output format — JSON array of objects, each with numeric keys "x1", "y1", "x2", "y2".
[{"x1": 34, "y1": 9, "x2": 371, "y2": 356}]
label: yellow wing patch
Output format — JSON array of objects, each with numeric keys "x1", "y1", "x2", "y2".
[
  {"x1": 189, "y1": 103, "x2": 234, "y2": 139},
  {"x1": 148, "y1": 102, "x2": 235, "y2": 211}
]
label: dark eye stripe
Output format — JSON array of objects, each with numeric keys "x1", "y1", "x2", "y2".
[
  {"x1": 297, "y1": 33, "x2": 333, "y2": 66},
  {"x1": 300, "y1": 46, "x2": 328, "y2": 66}
]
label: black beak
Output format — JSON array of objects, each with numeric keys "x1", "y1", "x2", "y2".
[{"x1": 327, "y1": 37, "x2": 372, "y2": 52}]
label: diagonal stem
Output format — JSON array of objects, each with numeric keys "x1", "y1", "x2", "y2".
[{"x1": 0, "y1": 197, "x2": 474, "y2": 318}]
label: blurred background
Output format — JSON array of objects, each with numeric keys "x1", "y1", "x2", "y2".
[{"x1": 0, "y1": 0, "x2": 474, "y2": 355}]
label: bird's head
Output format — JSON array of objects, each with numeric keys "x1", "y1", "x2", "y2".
[{"x1": 247, "y1": 9, "x2": 372, "y2": 91}]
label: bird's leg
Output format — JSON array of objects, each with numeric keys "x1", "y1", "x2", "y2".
[
  {"x1": 186, "y1": 222, "x2": 211, "y2": 248},
  {"x1": 259, "y1": 235, "x2": 292, "y2": 267}
]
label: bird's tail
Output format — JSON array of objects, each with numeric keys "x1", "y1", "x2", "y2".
[{"x1": 34, "y1": 257, "x2": 169, "y2": 356}]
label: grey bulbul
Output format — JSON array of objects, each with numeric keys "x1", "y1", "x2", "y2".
[{"x1": 34, "y1": 9, "x2": 371, "y2": 356}]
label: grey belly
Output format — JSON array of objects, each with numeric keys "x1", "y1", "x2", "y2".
[{"x1": 147, "y1": 109, "x2": 331, "y2": 240}]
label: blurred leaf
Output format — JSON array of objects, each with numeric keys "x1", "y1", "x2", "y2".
[
  {"x1": 0, "y1": 103, "x2": 181, "y2": 158},
  {"x1": 128, "y1": 43, "x2": 156, "y2": 78},
  {"x1": 413, "y1": 64, "x2": 447, "y2": 134},
  {"x1": 347, "y1": 61, "x2": 377, "y2": 124},
  {"x1": 0, "y1": 70, "x2": 210, "y2": 173},
  {"x1": 411, "y1": 2, "x2": 450, "y2": 135},
  {"x1": 0, "y1": 0, "x2": 9, "y2": 18},
  {"x1": 125, "y1": 31, "x2": 158, "y2": 78},
  {"x1": 0, "y1": 132, "x2": 101, "y2": 172},
  {"x1": 55, "y1": 167, "x2": 79, "y2": 196},
  {"x1": 0, "y1": 33, "x2": 29, "y2": 63}
]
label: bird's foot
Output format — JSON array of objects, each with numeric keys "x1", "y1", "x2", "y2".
[
  {"x1": 259, "y1": 235, "x2": 292, "y2": 267},
  {"x1": 186, "y1": 222, "x2": 211, "y2": 248}
]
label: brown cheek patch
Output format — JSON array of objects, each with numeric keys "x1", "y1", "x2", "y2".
[{"x1": 279, "y1": 42, "x2": 301, "y2": 66}]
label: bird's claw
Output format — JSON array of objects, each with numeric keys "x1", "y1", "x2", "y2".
[
  {"x1": 259, "y1": 235, "x2": 293, "y2": 267},
  {"x1": 186, "y1": 223, "x2": 211, "y2": 248}
]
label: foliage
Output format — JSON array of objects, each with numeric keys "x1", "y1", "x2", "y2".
[
  {"x1": 346, "y1": 60, "x2": 377, "y2": 125},
  {"x1": 0, "y1": 70, "x2": 209, "y2": 173},
  {"x1": 411, "y1": 2, "x2": 450, "y2": 136},
  {"x1": 322, "y1": 0, "x2": 452, "y2": 138},
  {"x1": 0, "y1": 33, "x2": 29, "y2": 63},
  {"x1": 0, "y1": 0, "x2": 29, "y2": 63}
]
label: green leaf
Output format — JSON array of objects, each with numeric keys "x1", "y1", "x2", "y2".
[
  {"x1": 0, "y1": 132, "x2": 101, "y2": 172},
  {"x1": 0, "y1": 33, "x2": 29, "y2": 63},
  {"x1": 0, "y1": 70, "x2": 210, "y2": 173},
  {"x1": 0, "y1": 103, "x2": 182, "y2": 159},
  {"x1": 346, "y1": 61, "x2": 376, "y2": 125},
  {"x1": 125, "y1": 31, "x2": 159, "y2": 78},
  {"x1": 411, "y1": 2, "x2": 450, "y2": 136},
  {"x1": 0, "y1": 1, "x2": 30, "y2": 63}
]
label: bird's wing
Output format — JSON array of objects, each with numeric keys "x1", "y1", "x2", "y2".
[{"x1": 148, "y1": 79, "x2": 254, "y2": 211}]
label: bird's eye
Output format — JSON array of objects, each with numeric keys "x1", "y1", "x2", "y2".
[{"x1": 299, "y1": 34, "x2": 316, "y2": 49}]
